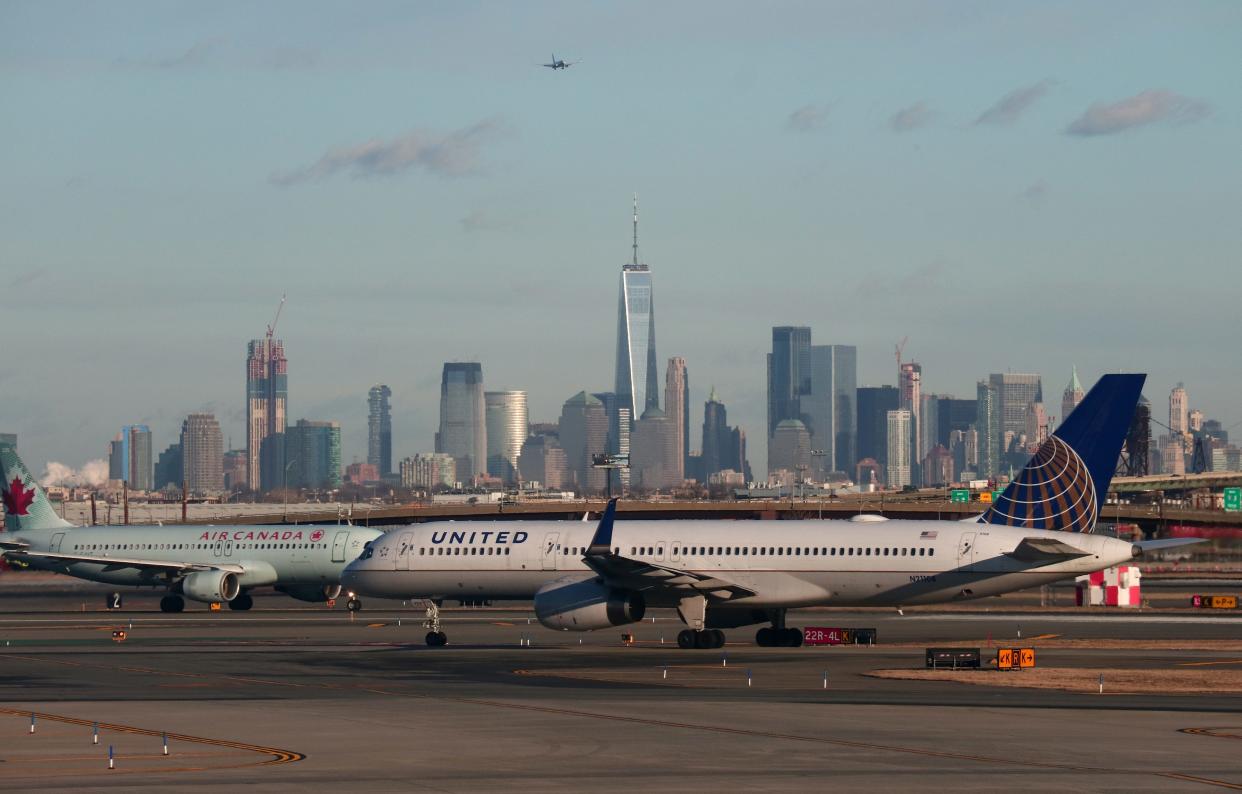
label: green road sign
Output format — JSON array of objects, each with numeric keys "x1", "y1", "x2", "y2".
[
  {"x1": 1225, "y1": 487, "x2": 1241, "y2": 513},
  {"x1": 993, "y1": 491, "x2": 1005, "y2": 504},
  {"x1": 950, "y1": 489, "x2": 970, "y2": 504}
]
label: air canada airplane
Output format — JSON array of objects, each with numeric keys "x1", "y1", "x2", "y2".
[
  {"x1": 343, "y1": 374, "x2": 1201, "y2": 648},
  {"x1": 1, "y1": 444, "x2": 383, "y2": 612}
]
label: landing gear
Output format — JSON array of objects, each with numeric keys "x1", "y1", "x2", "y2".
[
  {"x1": 677, "y1": 629, "x2": 725, "y2": 649},
  {"x1": 228, "y1": 592, "x2": 254, "y2": 611},
  {"x1": 159, "y1": 595, "x2": 185, "y2": 613},
  {"x1": 755, "y1": 627, "x2": 803, "y2": 647},
  {"x1": 345, "y1": 598, "x2": 362, "y2": 611},
  {"x1": 423, "y1": 599, "x2": 447, "y2": 647}
]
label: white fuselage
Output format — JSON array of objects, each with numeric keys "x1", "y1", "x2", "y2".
[
  {"x1": 342, "y1": 518, "x2": 1137, "y2": 608},
  {"x1": 11, "y1": 524, "x2": 382, "y2": 590}
]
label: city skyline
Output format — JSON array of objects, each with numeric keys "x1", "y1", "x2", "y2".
[{"x1": 4, "y1": 2, "x2": 1239, "y2": 478}]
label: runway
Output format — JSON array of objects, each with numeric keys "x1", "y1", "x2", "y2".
[{"x1": 1, "y1": 588, "x2": 1240, "y2": 791}]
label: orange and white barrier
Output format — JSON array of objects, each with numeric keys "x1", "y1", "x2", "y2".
[{"x1": 1075, "y1": 565, "x2": 1141, "y2": 607}]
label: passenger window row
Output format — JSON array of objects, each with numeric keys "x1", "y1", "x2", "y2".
[
  {"x1": 419, "y1": 547, "x2": 511, "y2": 556},
  {"x1": 626, "y1": 546, "x2": 935, "y2": 558}
]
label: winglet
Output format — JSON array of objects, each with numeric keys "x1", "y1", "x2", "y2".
[{"x1": 586, "y1": 498, "x2": 618, "y2": 556}]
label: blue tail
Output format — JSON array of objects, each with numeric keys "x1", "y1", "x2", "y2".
[{"x1": 980, "y1": 373, "x2": 1145, "y2": 533}]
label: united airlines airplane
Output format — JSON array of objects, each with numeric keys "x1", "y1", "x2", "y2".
[
  {"x1": 1, "y1": 444, "x2": 382, "y2": 612},
  {"x1": 342, "y1": 374, "x2": 1200, "y2": 648}
]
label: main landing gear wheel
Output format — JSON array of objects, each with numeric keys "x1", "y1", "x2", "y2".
[
  {"x1": 756, "y1": 627, "x2": 803, "y2": 647},
  {"x1": 678, "y1": 629, "x2": 725, "y2": 649},
  {"x1": 159, "y1": 595, "x2": 185, "y2": 613},
  {"x1": 346, "y1": 598, "x2": 362, "y2": 612},
  {"x1": 425, "y1": 631, "x2": 448, "y2": 647},
  {"x1": 228, "y1": 592, "x2": 254, "y2": 611}
]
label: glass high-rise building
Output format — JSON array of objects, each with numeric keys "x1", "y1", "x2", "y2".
[
  {"x1": 367, "y1": 385, "x2": 392, "y2": 478},
  {"x1": 436, "y1": 363, "x2": 486, "y2": 483},
  {"x1": 799, "y1": 344, "x2": 857, "y2": 476},
  {"x1": 286, "y1": 419, "x2": 342, "y2": 490},
  {"x1": 856, "y1": 385, "x2": 899, "y2": 467},
  {"x1": 767, "y1": 326, "x2": 812, "y2": 439},
  {"x1": 485, "y1": 390, "x2": 528, "y2": 483},
  {"x1": 246, "y1": 337, "x2": 287, "y2": 492},
  {"x1": 181, "y1": 413, "x2": 223, "y2": 494},
  {"x1": 614, "y1": 197, "x2": 659, "y2": 426},
  {"x1": 989, "y1": 372, "x2": 1043, "y2": 440},
  {"x1": 885, "y1": 409, "x2": 912, "y2": 488},
  {"x1": 558, "y1": 391, "x2": 608, "y2": 494},
  {"x1": 975, "y1": 380, "x2": 1001, "y2": 477},
  {"x1": 116, "y1": 424, "x2": 152, "y2": 491}
]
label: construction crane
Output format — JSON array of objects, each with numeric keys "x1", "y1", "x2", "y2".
[
  {"x1": 894, "y1": 336, "x2": 908, "y2": 375},
  {"x1": 266, "y1": 294, "x2": 286, "y2": 342}
]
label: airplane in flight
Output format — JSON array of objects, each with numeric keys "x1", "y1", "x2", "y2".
[
  {"x1": 1, "y1": 443, "x2": 383, "y2": 612},
  {"x1": 542, "y1": 53, "x2": 577, "y2": 70},
  {"x1": 343, "y1": 373, "x2": 1201, "y2": 648}
]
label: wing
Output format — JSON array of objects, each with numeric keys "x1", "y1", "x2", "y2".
[
  {"x1": 582, "y1": 499, "x2": 756, "y2": 600},
  {"x1": 4, "y1": 548, "x2": 243, "y2": 575},
  {"x1": 1005, "y1": 536, "x2": 1092, "y2": 563}
]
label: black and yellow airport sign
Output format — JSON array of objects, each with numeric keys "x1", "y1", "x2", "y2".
[
  {"x1": 996, "y1": 647, "x2": 1036, "y2": 670},
  {"x1": 1192, "y1": 595, "x2": 1238, "y2": 609}
]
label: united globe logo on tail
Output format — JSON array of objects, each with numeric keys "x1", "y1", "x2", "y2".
[{"x1": 981, "y1": 435, "x2": 1097, "y2": 532}]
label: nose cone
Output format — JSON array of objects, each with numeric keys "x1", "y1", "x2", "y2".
[{"x1": 340, "y1": 558, "x2": 367, "y2": 594}]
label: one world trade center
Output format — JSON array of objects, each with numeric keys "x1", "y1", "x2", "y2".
[{"x1": 614, "y1": 195, "x2": 659, "y2": 426}]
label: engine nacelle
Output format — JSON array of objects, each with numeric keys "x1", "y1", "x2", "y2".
[
  {"x1": 179, "y1": 570, "x2": 241, "y2": 603},
  {"x1": 275, "y1": 583, "x2": 342, "y2": 603},
  {"x1": 534, "y1": 577, "x2": 645, "y2": 631}
]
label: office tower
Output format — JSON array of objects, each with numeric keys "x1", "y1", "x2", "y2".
[
  {"x1": 247, "y1": 336, "x2": 287, "y2": 493},
  {"x1": 1023, "y1": 402, "x2": 1049, "y2": 449},
  {"x1": 885, "y1": 409, "x2": 912, "y2": 488},
  {"x1": 345, "y1": 462, "x2": 379, "y2": 484},
  {"x1": 701, "y1": 388, "x2": 729, "y2": 480},
  {"x1": 115, "y1": 425, "x2": 152, "y2": 491},
  {"x1": 934, "y1": 398, "x2": 978, "y2": 449},
  {"x1": 898, "y1": 362, "x2": 922, "y2": 478},
  {"x1": 767, "y1": 326, "x2": 812, "y2": 438},
  {"x1": 922, "y1": 444, "x2": 953, "y2": 486},
  {"x1": 436, "y1": 363, "x2": 486, "y2": 483},
  {"x1": 856, "y1": 385, "x2": 900, "y2": 467},
  {"x1": 919, "y1": 393, "x2": 940, "y2": 469},
  {"x1": 181, "y1": 413, "x2": 223, "y2": 494},
  {"x1": 769, "y1": 419, "x2": 811, "y2": 480},
  {"x1": 400, "y1": 453, "x2": 457, "y2": 489},
  {"x1": 952, "y1": 426, "x2": 979, "y2": 479},
  {"x1": 1189, "y1": 409, "x2": 1204, "y2": 433},
  {"x1": 286, "y1": 419, "x2": 342, "y2": 489},
  {"x1": 664, "y1": 357, "x2": 688, "y2": 482},
  {"x1": 1122, "y1": 394, "x2": 1152, "y2": 477},
  {"x1": 630, "y1": 408, "x2": 678, "y2": 490},
  {"x1": 367, "y1": 385, "x2": 393, "y2": 478},
  {"x1": 1061, "y1": 366, "x2": 1084, "y2": 425},
  {"x1": 153, "y1": 443, "x2": 182, "y2": 491},
  {"x1": 519, "y1": 432, "x2": 570, "y2": 490},
  {"x1": 1169, "y1": 383, "x2": 1189, "y2": 435},
  {"x1": 593, "y1": 391, "x2": 631, "y2": 492},
  {"x1": 222, "y1": 449, "x2": 247, "y2": 493},
  {"x1": 615, "y1": 196, "x2": 659, "y2": 426},
  {"x1": 1161, "y1": 435, "x2": 1186, "y2": 476},
  {"x1": 484, "y1": 390, "x2": 528, "y2": 483},
  {"x1": 989, "y1": 373, "x2": 1043, "y2": 440},
  {"x1": 799, "y1": 344, "x2": 857, "y2": 477},
  {"x1": 558, "y1": 392, "x2": 608, "y2": 494},
  {"x1": 974, "y1": 380, "x2": 1001, "y2": 478}
]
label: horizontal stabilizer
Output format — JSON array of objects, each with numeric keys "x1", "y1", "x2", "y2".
[
  {"x1": 1006, "y1": 536, "x2": 1092, "y2": 562},
  {"x1": 1132, "y1": 537, "x2": 1207, "y2": 555}
]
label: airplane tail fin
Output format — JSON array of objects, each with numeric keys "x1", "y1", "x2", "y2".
[
  {"x1": 980, "y1": 373, "x2": 1145, "y2": 533},
  {"x1": 1, "y1": 442, "x2": 74, "y2": 532}
]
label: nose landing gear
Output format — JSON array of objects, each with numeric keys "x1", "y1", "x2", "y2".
[{"x1": 423, "y1": 599, "x2": 447, "y2": 647}]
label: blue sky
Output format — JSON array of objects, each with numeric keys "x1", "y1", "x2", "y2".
[{"x1": 2, "y1": 1, "x2": 1239, "y2": 479}]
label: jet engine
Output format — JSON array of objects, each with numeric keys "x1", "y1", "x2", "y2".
[
  {"x1": 533, "y1": 577, "x2": 645, "y2": 631},
  {"x1": 179, "y1": 570, "x2": 241, "y2": 603},
  {"x1": 275, "y1": 583, "x2": 343, "y2": 603}
]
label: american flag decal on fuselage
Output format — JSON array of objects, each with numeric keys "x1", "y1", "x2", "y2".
[{"x1": 979, "y1": 434, "x2": 1098, "y2": 533}]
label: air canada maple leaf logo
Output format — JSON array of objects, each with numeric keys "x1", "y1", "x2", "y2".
[
  {"x1": 310, "y1": 530, "x2": 324, "y2": 542},
  {"x1": 2, "y1": 477, "x2": 36, "y2": 516}
]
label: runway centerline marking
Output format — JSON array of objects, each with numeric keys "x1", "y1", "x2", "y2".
[{"x1": 4, "y1": 652, "x2": 1240, "y2": 790}]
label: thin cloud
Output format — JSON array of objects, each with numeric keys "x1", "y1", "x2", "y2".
[
  {"x1": 116, "y1": 39, "x2": 222, "y2": 70},
  {"x1": 270, "y1": 118, "x2": 505, "y2": 186},
  {"x1": 976, "y1": 80, "x2": 1053, "y2": 126},
  {"x1": 1065, "y1": 90, "x2": 1210, "y2": 136},
  {"x1": 460, "y1": 209, "x2": 511, "y2": 233},
  {"x1": 1019, "y1": 180, "x2": 1048, "y2": 203},
  {"x1": 786, "y1": 104, "x2": 828, "y2": 133},
  {"x1": 890, "y1": 102, "x2": 932, "y2": 132}
]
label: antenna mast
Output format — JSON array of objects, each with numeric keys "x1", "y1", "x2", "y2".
[{"x1": 631, "y1": 193, "x2": 639, "y2": 266}]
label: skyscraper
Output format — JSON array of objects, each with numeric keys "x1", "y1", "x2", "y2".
[
  {"x1": 246, "y1": 336, "x2": 287, "y2": 492},
  {"x1": 614, "y1": 196, "x2": 659, "y2": 426},
  {"x1": 181, "y1": 413, "x2": 223, "y2": 495},
  {"x1": 436, "y1": 363, "x2": 486, "y2": 483},
  {"x1": 485, "y1": 390, "x2": 528, "y2": 483},
  {"x1": 115, "y1": 425, "x2": 152, "y2": 491},
  {"x1": 558, "y1": 392, "x2": 608, "y2": 494},
  {"x1": 899, "y1": 362, "x2": 922, "y2": 478},
  {"x1": 975, "y1": 380, "x2": 1001, "y2": 478},
  {"x1": 767, "y1": 326, "x2": 811, "y2": 439},
  {"x1": 700, "y1": 389, "x2": 751, "y2": 482},
  {"x1": 1061, "y1": 366, "x2": 1084, "y2": 426},
  {"x1": 989, "y1": 372, "x2": 1043, "y2": 441},
  {"x1": 856, "y1": 385, "x2": 899, "y2": 468},
  {"x1": 885, "y1": 409, "x2": 912, "y2": 488},
  {"x1": 286, "y1": 419, "x2": 342, "y2": 489},
  {"x1": 663, "y1": 357, "x2": 688, "y2": 483},
  {"x1": 1169, "y1": 383, "x2": 1189, "y2": 435},
  {"x1": 630, "y1": 407, "x2": 678, "y2": 491},
  {"x1": 153, "y1": 442, "x2": 182, "y2": 491},
  {"x1": 367, "y1": 385, "x2": 392, "y2": 478},
  {"x1": 799, "y1": 345, "x2": 857, "y2": 477},
  {"x1": 768, "y1": 419, "x2": 811, "y2": 480}
]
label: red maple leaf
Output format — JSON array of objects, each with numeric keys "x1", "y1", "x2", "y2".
[{"x1": 2, "y1": 477, "x2": 35, "y2": 516}]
